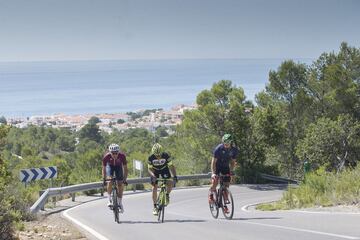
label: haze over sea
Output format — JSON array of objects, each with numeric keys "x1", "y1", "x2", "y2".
[{"x1": 0, "y1": 59, "x2": 312, "y2": 118}]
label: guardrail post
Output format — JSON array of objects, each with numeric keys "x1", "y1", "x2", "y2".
[
  {"x1": 39, "y1": 190, "x2": 45, "y2": 211},
  {"x1": 71, "y1": 193, "x2": 76, "y2": 202}
]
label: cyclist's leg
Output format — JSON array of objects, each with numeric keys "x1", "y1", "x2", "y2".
[
  {"x1": 221, "y1": 168, "x2": 231, "y2": 203},
  {"x1": 114, "y1": 166, "x2": 124, "y2": 198},
  {"x1": 161, "y1": 168, "x2": 172, "y2": 194},
  {"x1": 114, "y1": 166, "x2": 125, "y2": 212},
  {"x1": 160, "y1": 168, "x2": 172, "y2": 205},
  {"x1": 107, "y1": 166, "x2": 115, "y2": 205},
  {"x1": 209, "y1": 169, "x2": 219, "y2": 202},
  {"x1": 152, "y1": 171, "x2": 160, "y2": 215}
]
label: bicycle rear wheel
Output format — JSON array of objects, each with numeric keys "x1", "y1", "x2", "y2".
[
  {"x1": 209, "y1": 191, "x2": 219, "y2": 219},
  {"x1": 221, "y1": 188, "x2": 234, "y2": 220},
  {"x1": 112, "y1": 190, "x2": 120, "y2": 223}
]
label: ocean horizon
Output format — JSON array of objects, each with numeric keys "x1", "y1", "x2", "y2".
[{"x1": 0, "y1": 58, "x2": 313, "y2": 118}]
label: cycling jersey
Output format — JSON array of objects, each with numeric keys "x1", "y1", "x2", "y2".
[
  {"x1": 148, "y1": 152, "x2": 173, "y2": 171},
  {"x1": 102, "y1": 152, "x2": 127, "y2": 167},
  {"x1": 213, "y1": 144, "x2": 238, "y2": 169}
]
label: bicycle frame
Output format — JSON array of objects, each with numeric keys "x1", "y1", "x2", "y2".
[
  {"x1": 155, "y1": 178, "x2": 173, "y2": 223},
  {"x1": 105, "y1": 177, "x2": 121, "y2": 223},
  {"x1": 209, "y1": 174, "x2": 234, "y2": 220}
]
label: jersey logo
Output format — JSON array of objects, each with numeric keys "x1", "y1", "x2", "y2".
[{"x1": 152, "y1": 159, "x2": 166, "y2": 166}]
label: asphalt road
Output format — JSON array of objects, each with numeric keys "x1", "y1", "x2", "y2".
[{"x1": 63, "y1": 185, "x2": 360, "y2": 240}]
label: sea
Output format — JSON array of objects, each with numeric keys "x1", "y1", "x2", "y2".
[{"x1": 0, "y1": 59, "x2": 313, "y2": 118}]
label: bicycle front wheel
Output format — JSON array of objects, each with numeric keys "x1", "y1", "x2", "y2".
[
  {"x1": 112, "y1": 190, "x2": 120, "y2": 223},
  {"x1": 157, "y1": 191, "x2": 165, "y2": 223},
  {"x1": 209, "y1": 192, "x2": 219, "y2": 219},
  {"x1": 221, "y1": 188, "x2": 234, "y2": 220}
]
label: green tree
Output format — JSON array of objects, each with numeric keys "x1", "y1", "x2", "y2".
[
  {"x1": 0, "y1": 125, "x2": 17, "y2": 240},
  {"x1": 88, "y1": 116, "x2": 101, "y2": 125},
  {"x1": 117, "y1": 119, "x2": 125, "y2": 124},
  {"x1": 296, "y1": 114, "x2": 360, "y2": 173},
  {"x1": 156, "y1": 126, "x2": 169, "y2": 138},
  {"x1": 257, "y1": 60, "x2": 310, "y2": 177},
  {"x1": 78, "y1": 122, "x2": 103, "y2": 143},
  {"x1": 0, "y1": 116, "x2": 7, "y2": 125}
]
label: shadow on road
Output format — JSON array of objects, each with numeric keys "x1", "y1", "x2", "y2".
[
  {"x1": 231, "y1": 217, "x2": 282, "y2": 221},
  {"x1": 120, "y1": 219, "x2": 207, "y2": 224},
  {"x1": 245, "y1": 184, "x2": 288, "y2": 191}
]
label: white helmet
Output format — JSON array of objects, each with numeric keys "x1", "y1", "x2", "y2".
[{"x1": 108, "y1": 143, "x2": 120, "y2": 152}]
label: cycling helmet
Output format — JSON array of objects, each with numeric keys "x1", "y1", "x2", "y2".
[
  {"x1": 222, "y1": 134, "x2": 233, "y2": 144},
  {"x1": 109, "y1": 143, "x2": 120, "y2": 152},
  {"x1": 151, "y1": 143, "x2": 163, "y2": 157}
]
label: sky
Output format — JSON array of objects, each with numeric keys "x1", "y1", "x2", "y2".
[{"x1": 0, "y1": 0, "x2": 359, "y2": 62}]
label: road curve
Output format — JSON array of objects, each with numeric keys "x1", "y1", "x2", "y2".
[{"x1": 63, "y1": 185, "x2": 360, "y2": 240}]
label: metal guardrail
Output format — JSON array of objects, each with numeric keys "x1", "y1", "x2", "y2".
[
  {"x1": 30, "y1": 173, "x2": 211, "y2": 214},
  {"x1": 259, "y1": 173, "x2": 298, "y2": 184}
]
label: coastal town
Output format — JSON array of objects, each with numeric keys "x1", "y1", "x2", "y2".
[{"x1": 3, "y1": 104, "x2": 197, "y2": 133}]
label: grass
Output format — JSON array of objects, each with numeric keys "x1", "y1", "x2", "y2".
[{"x1": 257, "y1": 164, "x2": 360, "y2": 211}]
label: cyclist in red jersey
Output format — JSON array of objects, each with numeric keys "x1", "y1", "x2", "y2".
[{"x1": 102, "y1": 143, "x2": 128, "y2": 212}]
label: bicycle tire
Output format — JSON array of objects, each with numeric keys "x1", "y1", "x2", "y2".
[
  {"x1": 209, "y1": 191, "x2": 219, "y2": 219},
  {"x1": 112, "y1": 189, "x2": 120, "y2": 223},
  {"x1": 221, "y1": 188, "x2": 234, "y2": 220},
  {"x1": 157, "y1": 190, "x2": 166, "y2": 223}
]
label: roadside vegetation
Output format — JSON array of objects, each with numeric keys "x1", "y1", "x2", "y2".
[
  {"x1": 0, "y1": 42, "x2": 359, "y2": 238},
  {"x1": 257, "y1": 165, "x2": 360, "y2": 210}
]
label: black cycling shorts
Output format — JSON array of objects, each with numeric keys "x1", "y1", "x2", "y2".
[
  {"x1": 153, "y1": 167, "x2": 171, "y2": 185},
  {"x1": 106, "y1": 165, "x2": 124, "y2": 181},
  {"x1": 215, "y1": 166, "x2": 231, "y2": 182}
]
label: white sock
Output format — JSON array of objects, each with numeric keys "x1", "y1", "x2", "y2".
[
  {"x1": 118, "y1": 197, "x2": 122, "y2": 204},
  {"x1": 108, "y1": 195, "x2": 111, "y2": 201}
]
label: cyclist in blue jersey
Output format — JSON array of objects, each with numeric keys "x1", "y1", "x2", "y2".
[{"x1": 208, "y1": 134, "x2": 238, "y2": 213}]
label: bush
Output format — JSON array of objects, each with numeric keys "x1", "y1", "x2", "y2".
[{"x1": 257, "y1": 164, "x2": 360, "y2": 210}]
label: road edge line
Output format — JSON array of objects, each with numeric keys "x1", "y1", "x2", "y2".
[{"x1": 63, "y1": 205, "x2": 110, "y2": 240}]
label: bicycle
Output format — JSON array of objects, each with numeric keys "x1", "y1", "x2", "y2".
[
  {"x1": 208, "y1": 174, "x2": 234, "y2": 220},
  {"x1": 104, "y1": 177, "x2": 123, "y2": 224},
  {"x1": 154, "y1": 178, "x2": 174, "y2": 223}
]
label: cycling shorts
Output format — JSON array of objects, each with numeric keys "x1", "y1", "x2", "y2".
[
  {"x1": 153, "y1": 167, "x2": 171, "y2": 185},
  {"x1": 215, "y1": 166, "x2": 231, "y2": 182},
  {"x1": 106, "y1": 165, "x2": 124, "y2": 181}
]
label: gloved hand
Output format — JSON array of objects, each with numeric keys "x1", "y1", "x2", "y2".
[
  {"x1": 173, "y1": 175, "x2": 178, "y2": 183},
  {"x1": 123, "y1": 179, "x2": 128, "y2": 186}
]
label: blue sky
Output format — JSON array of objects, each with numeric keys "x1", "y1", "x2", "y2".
[{"x1": 0, "y1": 0, "x2": 359, "y2": 61}]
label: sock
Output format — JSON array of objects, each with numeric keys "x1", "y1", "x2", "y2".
[
  {"x1": 118, "y1": 197, "x2": 122, "y2": 204},
  {"x1": 154, "y1": 203, "x2": 157, "y2": 208}
]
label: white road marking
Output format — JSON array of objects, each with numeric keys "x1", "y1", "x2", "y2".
[
  {"x1": 63, "y1": 205, "x2": 110, "y2": 240},
  {"x1": 243, "y1": 221, "x2": 360, "y2": 240}
]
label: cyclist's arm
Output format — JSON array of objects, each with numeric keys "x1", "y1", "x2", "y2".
[
  {"x1": 230, "y1": 158, "x2": 236, "y2": 172},
  {"x1": 102, "y1": 157, "x2": 107, "y2": 179},
  {"x1": 211, "y1": 157, "x2": 217, "y2": 174},
  {"x1": 102, "y1": 165, "x2": 106, "y2": 179},
  {"x1": 148, "y1": 165, "x2": 156, "y2": 178},
  {"x1": 169, "y1": 165, "x2": 177, "y2": 177},
  {"x1": 123, "y1": 164, "x2": 128, "y2": 181}
]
